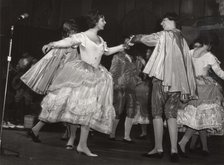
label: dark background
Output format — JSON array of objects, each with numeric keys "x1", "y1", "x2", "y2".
[{"x1": 1, "y1": 0, "x2": 224, "y2": 119}]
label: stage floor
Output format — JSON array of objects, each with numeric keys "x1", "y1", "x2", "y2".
[{"x1": 1, "y1": 124, "x2": 224, "y2": 165}]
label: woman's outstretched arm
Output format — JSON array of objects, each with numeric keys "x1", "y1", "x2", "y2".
[
  {"x1": 42, "y1": 34, "x2": 82, "y2": 53},
  {"x1": 104, "y1": 37, "x2": 134, "y2": 56},
  {"x1": 104, "y1": 44, "x2": 125, "y2": 56}
]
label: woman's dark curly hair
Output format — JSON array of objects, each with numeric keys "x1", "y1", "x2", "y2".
[
  {"x1": 86, "y1": 9, "x2": 104, "y2": 28},
  {"x1": 194, "y1": 32, "x2": 219, "y2": 53},
  {"x1": 61, "y1": 19, "x2": 79, "y2": 38}
]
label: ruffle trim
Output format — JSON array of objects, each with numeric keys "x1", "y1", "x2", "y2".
[
  {"x1": 177, "y1": 103, "x2": 224, "y2": 131},
  {"x1": 39, "y1": 89, "x2": 115, "y2": 134},
  {"x1": 39, "y1": 104, "x2": 115, "y2": 134}
]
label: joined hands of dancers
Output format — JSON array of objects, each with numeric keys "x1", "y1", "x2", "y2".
[{"x1": 42, "y1": 35, "x2": 135, "y2": 54}]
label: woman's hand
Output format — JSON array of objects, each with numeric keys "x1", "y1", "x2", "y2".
[{"x1": 42, "y1": 42, "x2": 54, "y2": 54}]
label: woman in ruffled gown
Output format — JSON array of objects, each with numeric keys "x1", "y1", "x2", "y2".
[
  {"x1": 27, "y1": 10, "x2": 131, "y2": 157},
  {"x1": 177, "y1": 33, "x2": 224, "y2": 156}
]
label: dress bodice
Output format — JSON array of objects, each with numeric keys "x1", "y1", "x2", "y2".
[
  {"x1": 71, "y1": 33, "x2": 108, "y2": 68},
  {"x1": 192, "y1": 52, "x2": 219, "y2": 77}
]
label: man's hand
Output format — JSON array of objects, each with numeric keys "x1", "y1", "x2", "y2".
[{"x1": 130, "y1": 34, "x2": 143, "y2": 43}]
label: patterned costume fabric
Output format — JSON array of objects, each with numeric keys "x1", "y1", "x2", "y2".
[
  {"x1": 133, "y1": 56, "x2": 150, "y2": 124},
  {"x1": 133, "y1": 81, "x2": 150, "y2": 124},
  {"x1": 110, "y1": 52, "x2": 139, "y2": 119},
  {"x1": 151, "y1": 78, "x2": 181, "y2": 119},
  {"x1": 177, "y1": 51, "x2": 224, "y2": 135}
]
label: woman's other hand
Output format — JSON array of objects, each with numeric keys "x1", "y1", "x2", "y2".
[{"x1": 42, "y1": 43, "x2": 54, "y2": 54}]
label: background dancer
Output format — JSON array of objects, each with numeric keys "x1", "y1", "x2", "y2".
[
  {"x1": 177, "y1": 32, "x2": 224, "y2": 157},
  {"x1": 109, "y1": 45, "x2": 139, "y2": 143}
]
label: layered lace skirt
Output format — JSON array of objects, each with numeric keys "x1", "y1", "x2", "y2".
[
  {"x1": 39, "y1": 59, "x2": 115, "y2": 134},
  {"x1": 177, "y1": 77, "x2": 224, "y2": 135}
]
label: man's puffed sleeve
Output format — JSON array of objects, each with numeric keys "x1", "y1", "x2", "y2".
[{"x1": 140, "y1": 31, "x2": 162, "y2": 47}]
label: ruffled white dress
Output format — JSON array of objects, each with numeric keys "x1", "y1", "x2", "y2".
[
  {"x1": 26, "y1": 33, "x2": 115, "y2": 134},
  {"x1": 177, "y1": 51, "x2": 224, "y2": 135}
]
